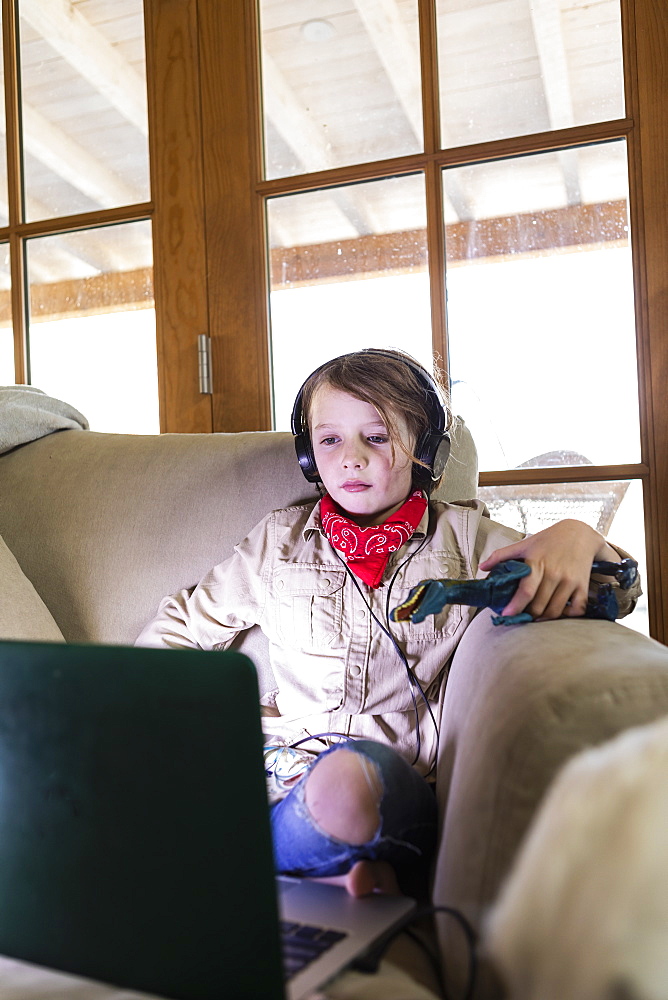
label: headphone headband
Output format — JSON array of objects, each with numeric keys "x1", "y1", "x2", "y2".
[{"x1": 291, "y1": 350, "x2": 450, "y2": 488}]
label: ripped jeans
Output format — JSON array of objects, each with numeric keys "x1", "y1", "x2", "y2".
[{"x1": 270, "y1": 740, "x2": 437, "y2": 896}]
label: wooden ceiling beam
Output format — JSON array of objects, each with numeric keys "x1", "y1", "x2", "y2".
[
  {"x1": 261, "y1": 50, "x2": 377, "y2": 234},
  {"x1": 21, "y1": 103, "x2": 141, "y2": 208},
  {"x1": 530, "y1": 0, "x2": 575, "y2": 130},
  {"x1": 261, "y1": 51, "x2": 331, "y2": 175},
  {"x1": 20, "y1": 0, "x2": 148, "y2": 135},
  {"x1": 270, "y1": 199, "x2": 628, "y2": 288},
  {"x1": 0, "y1": 99, "x2": 141, "y2": 210},
  {"x1": 353, "y1": 0, "x2": 422, "y2": 140},
  {"x1": 529, "y1": 0, "x2": 582, "y2": 205},
  {"x1": 0, "y1": 265, "x2": 154, "y2": 326},
  {"x1": 0, "y1": 200, "x2": 626, "y2": 322},
  {"x1": 354, "y1": 0, "x2": 472, "y2": 221}
]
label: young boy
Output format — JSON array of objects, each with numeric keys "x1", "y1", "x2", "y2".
[{"x1": 137, "y1": 349, "x2": 640, "y2": 896}]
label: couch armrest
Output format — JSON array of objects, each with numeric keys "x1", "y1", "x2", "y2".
[{"x1": 433, "y1": 611, "x2": 668, "y2": 999}]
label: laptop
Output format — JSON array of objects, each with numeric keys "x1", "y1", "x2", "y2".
[{"x1": 0, "y1": 640, "x2": 415, "y2": 1000}]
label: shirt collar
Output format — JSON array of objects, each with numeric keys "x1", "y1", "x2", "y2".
[
  {"x1": 303, "y1": 500, "x2": 324, "y2": 539},
  {"x1": 303, "y1": 496, "x2": 430, "y2": 540},
  {"x1": 413, "y1": 506, "x2": 430, "y2": 538}
]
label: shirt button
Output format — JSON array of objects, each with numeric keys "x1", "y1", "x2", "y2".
[
  {"x1": 350, "y1": 665, "x2": 361, "y2": 677},
  {"x1": 322, "y1": 579, "x2": 330, "y2": 588},
  {"x1": 276, "y1": 580, "x2": 284, "y2": 591},
  {"x1": 356, "y1": 609, "x2": 366, "y2": 620}
]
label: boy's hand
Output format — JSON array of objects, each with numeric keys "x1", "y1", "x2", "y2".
[{"x1": 479, "y1": 519, "x2": 621, "y2": 621}]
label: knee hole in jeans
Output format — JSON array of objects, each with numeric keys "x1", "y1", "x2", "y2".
[{"x1": 303, "y1": 747, "x2": 382, "y2": 845}]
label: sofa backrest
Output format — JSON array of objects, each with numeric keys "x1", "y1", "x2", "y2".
[{"x1": 0, "y1": 423, "x2": 477, "y2": 666}]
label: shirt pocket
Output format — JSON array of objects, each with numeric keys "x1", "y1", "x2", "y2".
[
  {"x1": 390, "y1": 566, "x2": 463, "y2": 643},
  {"x1": 272, "y1": 566, "x2": 346, "y2": 651}
]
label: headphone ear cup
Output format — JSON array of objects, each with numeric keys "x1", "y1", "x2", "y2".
[
  {"x1": 432, "y1": 433, "x2": 451, "y2": 480},
  {"x1": 291, "y1": 385, "x2": 320, "y2": 483},
  {"x1": 413, "y1": 430, "x2": 451, "y2": 485},
  {"x1": 294, "y1": 431, "x2": 320, "y2": 483}
]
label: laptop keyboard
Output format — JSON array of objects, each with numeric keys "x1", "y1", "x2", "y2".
[{"x1": 280, "y1": 919, "x2": 348, "y2": 979}]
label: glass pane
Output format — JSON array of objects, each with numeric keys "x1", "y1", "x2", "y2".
[
  {"x1": 0, "y1": 246, "x2": 12, "y2": 382},
  {"x1": 19, "y1": 0, "x2": 150, "y2": 221},
  {"x1": 27, "y1": 221, "x2": 158, "y2": 433},
  {"x1": 479, "y1": 479, "x2": 648, "y2": 634},
  {"x1": 258, "y1": 1, "x2": 422, "y2": 180},
  {"x1": 446, "y1": 141, "x2": 639, "y2": 470},
  {"x1": 268, "y1": 174, "x2": 432, "y2": 428},
  {"x1": 437, "y1": 0, "x2": 624, "y2": 147}
]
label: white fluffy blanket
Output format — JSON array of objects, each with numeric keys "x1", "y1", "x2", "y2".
[
  {"x1": 485, "y1": 715, "x2": 668, "y2": 1000},
  {"x1": 0, "y1": 385, "x2": 88, "y2": 454}
]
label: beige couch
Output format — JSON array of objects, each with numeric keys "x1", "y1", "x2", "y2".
[{"x1": 2, "y1": 411, "x2": 668, "y2": 999}]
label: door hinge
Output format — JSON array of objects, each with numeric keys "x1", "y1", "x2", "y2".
[{"x1": 198, "y1": 334, "x2": 212, "y2": 394}]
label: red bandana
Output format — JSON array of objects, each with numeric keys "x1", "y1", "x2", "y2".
[{"x1": 320, "y1": 490, "x2": 428, "y2": 589}]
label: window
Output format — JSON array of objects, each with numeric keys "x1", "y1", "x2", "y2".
[{"x1": 1, "y1": 0, "x2": 157, "y2": 432}]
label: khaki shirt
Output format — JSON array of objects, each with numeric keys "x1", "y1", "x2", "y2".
[{"x1": 136, "y1": 499, "x2": 640, "y2": 774}]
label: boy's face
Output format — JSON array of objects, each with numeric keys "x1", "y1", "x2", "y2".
[{"x1": 309, "y1": 385, "x2": 415, "y2": 527}]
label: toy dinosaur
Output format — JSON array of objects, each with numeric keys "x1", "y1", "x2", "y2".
[{"x1": 390, "y1": 558, "x2": 638, "y2": 627}]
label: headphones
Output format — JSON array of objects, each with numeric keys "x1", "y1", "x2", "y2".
[{"x1": 290, "y1": 351, "x2": 451, "y2": 489}]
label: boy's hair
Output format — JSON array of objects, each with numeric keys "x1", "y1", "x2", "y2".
[{"x1": 300, "y1": 348, "x2": 452, "y2": 478}]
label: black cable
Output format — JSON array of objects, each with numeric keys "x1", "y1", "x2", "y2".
[
  {"x1": 431, "y1": 905, "x2": 478, "y2": 1000},
  {"x1": 402, "y1": 926, "x2": 447, "y2": 998},
  {"x1": 350, "y1": 902, "x2": 478, "y2": 1000},
  {"x1": 333, "y1": 548, "x2": 426, "y2": 765},
  {"x1": 384, "y1": 511, "x2": 443, "y2": 756},
  {"x1": 332, "y1": 512, "x2": 442, "y2": 768},
  {"x1": 288, "y1": 733, "x2": 356, "y2": 749},
  {"x1": 385, "y1": 535, "x2": 442, "y2": 772}
]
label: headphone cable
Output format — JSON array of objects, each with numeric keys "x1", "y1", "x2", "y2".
[
  {"x1": 385, "y1": 525, "x2": 441, "y2": 771},
  {"x1": 331, "y1": 519, "x2": 440, "y2": 769}
]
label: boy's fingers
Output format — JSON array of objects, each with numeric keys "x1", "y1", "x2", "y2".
[
  {"x1": 503, "y1": 572, "x2": 586, "y2": 620},
  {"x1": 561, "y1": 588, "x2": 589, "y2": 618},
  {"x1": 533, "y1": 581, "x2": 578, "y2": 620},
  {"x1": 501, "y1": 574, "x2": 540, "y2": 616},
  {"x1": 479, "y1": 538, "x2": 528, "y2": 570}
]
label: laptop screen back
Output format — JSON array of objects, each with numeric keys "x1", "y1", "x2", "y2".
[{"x1": 0, "y1": 640, "x2": 284, "y2": 1000}]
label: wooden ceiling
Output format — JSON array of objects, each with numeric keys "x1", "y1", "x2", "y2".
[{"x1": 260, "y1": 0, "x2": 627, "y2": 250}]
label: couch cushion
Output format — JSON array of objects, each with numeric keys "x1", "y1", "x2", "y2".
[
  {"x1": 0, "y1": 532, "x2": 64, "y2": 641},
  {"x1": 0, "y1": 431, "x2": 318, "y2": 647}
]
